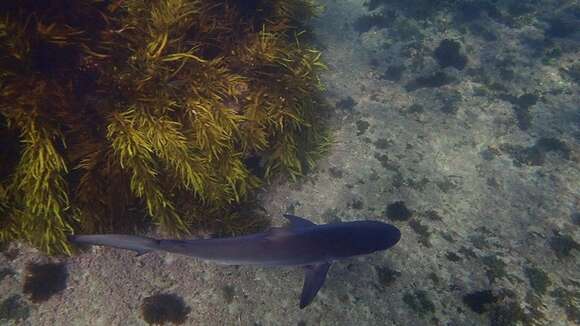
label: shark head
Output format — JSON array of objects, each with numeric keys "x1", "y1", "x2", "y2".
[
  {"x1": 313, "y1": 220, "x2": 401, "y2": 259},
  {"x1": 348, "y1": 221, "x2": 401, "y2": 253},
  {"x1": 296, "y1": 219, "x2": 401, "y2": 308}
]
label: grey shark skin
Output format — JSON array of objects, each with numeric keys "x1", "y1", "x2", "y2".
[{"x1": 70, "y1": 214, "x2": 401, "y2": 308}]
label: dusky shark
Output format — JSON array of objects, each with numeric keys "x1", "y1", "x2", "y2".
[{"x1": 69, "y1": 214, "x2": 401, "y2": 308}]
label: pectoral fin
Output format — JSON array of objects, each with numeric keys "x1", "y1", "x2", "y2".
[{"x1": 300, "y1": 262, "x2": 331, "y2": 309}]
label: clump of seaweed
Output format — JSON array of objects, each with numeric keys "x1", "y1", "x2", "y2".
[
  {"x1": 0, "y1": 295, "x2": 30, "y2": 323},
  {"x1": 405, "y1": 71, "x2": 455, "y2": 91},
  {"x1": 549, "y1": 232, "x2": 580, "y2": 259},
  {"x1": 462, "y1": 290, "x2": 497, "y2": 314},
  {"x1": 550, "y1": 287, "x2": 580, "y2": 323},
  {"x1": 0, "y1": 0, "x2": 329, "y2": 254},
  {"x1": 524, "y1": 266, "x2": 551, "y2": 296},
  {"x1": 402, "y1": 289, "x2": 436, "y2": 317},
  {"x1": 433, "y1": 39, "x2": 468, "y2": 70},
  {"x1": 375, "y1": 266, "x2": 401, "y2": 288},
  {"x1": 385, "y1": 201, "x2": 412, "y2": 221},
  {"x1": 22, "y1": 262, "x2": 68, "y2": 303},
  {"x1": 141, "y1": 293, "x2": 190, "y2": 325}
]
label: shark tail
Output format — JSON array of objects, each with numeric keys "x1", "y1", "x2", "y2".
[{"x1": 69, "y1": 234, "x2": 160, "y2": 256}]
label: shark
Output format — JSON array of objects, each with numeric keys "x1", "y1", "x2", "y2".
[{"x1": 69, "y1": 214, "x2": 401, "y2": 308}]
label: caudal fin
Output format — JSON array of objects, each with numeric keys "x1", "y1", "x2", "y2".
[{"x1": 69, "y1": 234, "x2": 159, "y2": 256}]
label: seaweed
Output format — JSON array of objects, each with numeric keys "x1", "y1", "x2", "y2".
[
  {"x1": 222, "y1": 285, "x2": 236, "y2": 304},
  {"x1": 385, "y1": 201, "x2": 412, "y2": 221},
  {"x1": 513, "y1": 106, "x2": 533, "y2": 131},
  {"x1": 462, "y1": 290, "x2": 497, "y2": 314},
  {"x1": 490, "y1": 301, "x2": 527, "y2": 326},
  {"x1": 22, "y1": 262, "x2": 68, "y2": 303},
  {"x1": 549, "y1": 232, "x2": 580, "y2": 259},
  {"x1": 0, "y1": 295, "x2": 30, "y2": 323},
  {"x1": 550, "y1": 287, "x2": 580, "y2": 323},
  {"x1": 374, "y1": 138, "x2": 392, "y2": 150},
  {"x1": 141, "y1": 293, "x2": 190, "y2": 325},
  {"x1": 336, "y1": 97, "x2": 357, "y2": 112},
  {"x1": 445, "y1": 251, "x2": 461, "y2": 262},
  {"x1": 564, "y1": 62, "x2": 580, "y2": 84},
  {"x1": 402, "y1": 290, "x2": 436, "y2": 317},
  {"x1": 405, "y1": 71, "x2": 455, "y2": 91},
  {"x1": 501, "y1": 138, "x2": 571, "y2": 166},
  {"x1": 0, "y1": 267, "x2": 15, "y2": 282},
  {"x1": 353, "y1": 11, "x2": 396, "y2": 34},
  {"x1": 355, "y1": 120, "x2": 370, "y2": 136},
  {"x1": 375, "y1": 266, "x2": 401, "y2": 288},
  {"x1": 0, "y1": 0, "x2": 329, "y2": 254},
  {"x1": 347, "y1": 198, "x2": 364, "y2": 210},
  {"x1": 409, "y1": 219, "x2": 431, "y2": 247},
  {"x1": 381, "y1": 65, "x2": 405, "y2": 82},
  {"x1": 433, "y1": 39, "x2": 468, "y2": 70},
  {"x1": 524, "y1": 266, "x2": 551, "y2": 296},
  {"x1": 481, "y1": 255, "x2": 507, "y2": 283}
]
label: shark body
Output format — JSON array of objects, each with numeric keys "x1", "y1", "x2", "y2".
[{"x1": 70, "y1": 214, "x2": 401, "y2": 308}]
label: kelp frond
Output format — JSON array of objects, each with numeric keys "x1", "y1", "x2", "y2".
[
  {"x1": 4, "y1": 110, "x2": 73, "y2": 255},
  {"x1": 107, "y1": 109, "x2": 189, "y2": 235}
]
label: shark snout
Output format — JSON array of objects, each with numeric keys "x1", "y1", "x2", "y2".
[{"x1": 383, "y1": 224, "x2": 401, "y2": 249}]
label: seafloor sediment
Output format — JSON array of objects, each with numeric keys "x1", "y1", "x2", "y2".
[{"x1": 1, "y1": 0, "x2": 579, "y2": 325}]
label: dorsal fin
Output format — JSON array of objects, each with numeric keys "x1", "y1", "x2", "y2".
[{"x1": 283, "y1": 214, "x2": 316, "y2": 229}]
